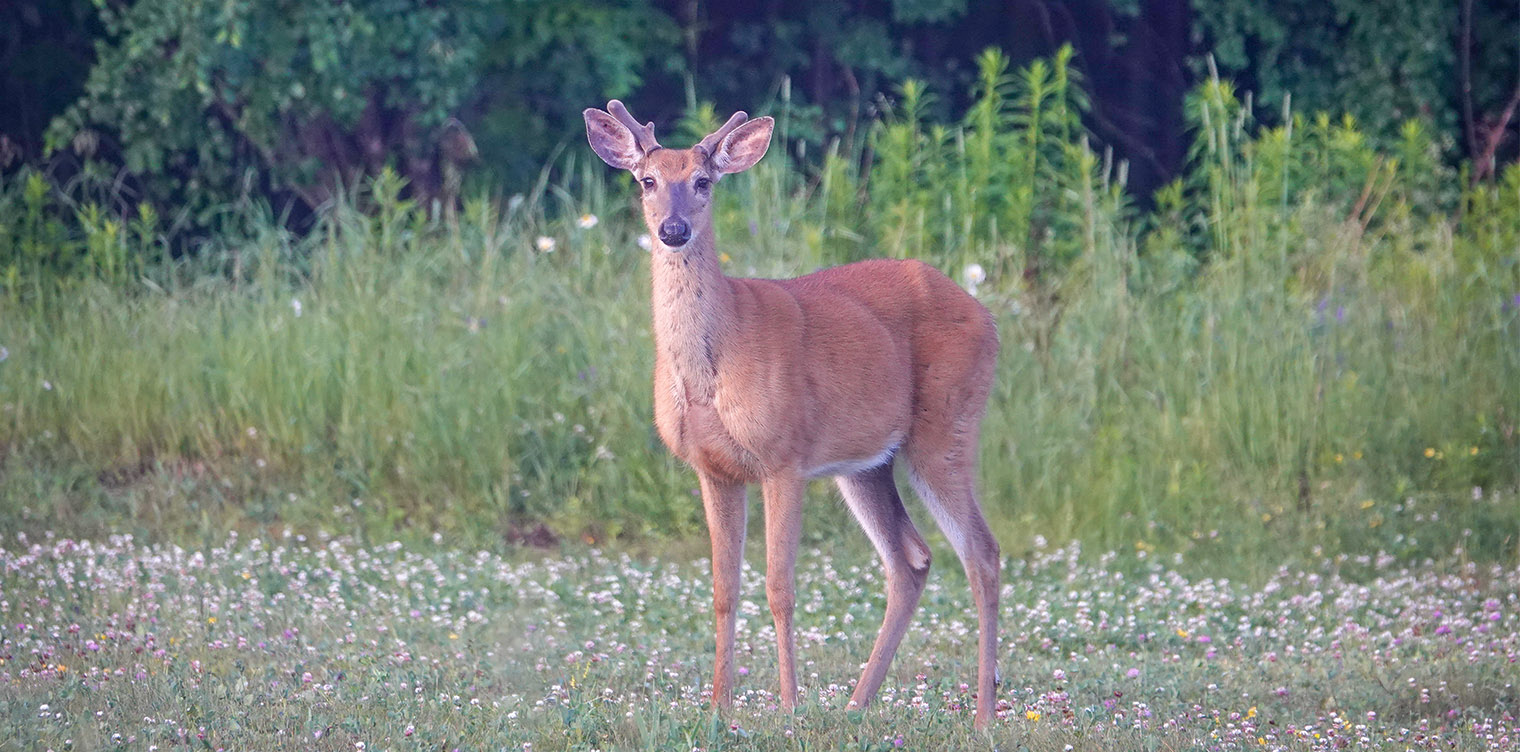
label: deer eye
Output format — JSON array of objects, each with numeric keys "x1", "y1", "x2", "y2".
[
  {"x1": 640, "y1": 177, "x2": 656, "y2": 191},
  {"x1": 694, "y1": 176, "x2": 711, "y2": 192}
]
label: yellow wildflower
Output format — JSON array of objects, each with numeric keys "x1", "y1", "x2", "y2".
[{"x1": 1025, "y1": 710, "x2": 1041, "y2": 722}]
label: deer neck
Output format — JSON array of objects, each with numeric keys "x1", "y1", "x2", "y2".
[{"x1": 650, "y1": 223, "x2": 733, "y2": 404}]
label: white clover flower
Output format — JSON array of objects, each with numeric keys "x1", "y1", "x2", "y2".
[
  {"x1": 636, "y1": 234, "x2": 653, "y2": 251},
  {"x1": 291, "y1": 298, "x2": 303, "y2": 317},
  {"x1": 576, "y1": 213, "x2": 599, "y2": 229},
  {"x1": 535, "y1": 236, "x2": 556, "y2": 253},
  {"x1": 962, "y1": 263, "x2": 986, "y2": 287}
]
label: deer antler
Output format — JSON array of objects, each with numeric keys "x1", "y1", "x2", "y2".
[
  {"x1": 606, "y1": 100, "x2": 661, "y2": 153},
  {"x1": 696, "y1": 111, "x2": 749, "y2": 158}
]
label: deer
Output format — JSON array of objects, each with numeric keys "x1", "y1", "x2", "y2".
[{"x1": 584, "y1": 100, "x2": 1003, "y2": 728}]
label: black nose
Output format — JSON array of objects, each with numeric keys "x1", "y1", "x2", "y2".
[{"x1": 658, "y1": 219, "x2": 691, "y2": 247}]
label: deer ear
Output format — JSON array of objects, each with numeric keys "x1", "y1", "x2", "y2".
[
  {"x1": 712, "y1": 116, "x2": 774, "y2": 175},
  {"x1": 584, "y1": 108, "x2": 642, "y2": 170}
]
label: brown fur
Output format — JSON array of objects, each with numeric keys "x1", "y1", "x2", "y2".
[{"x1": 585, "y1": 101, "x2": 1003, "y2": 728}]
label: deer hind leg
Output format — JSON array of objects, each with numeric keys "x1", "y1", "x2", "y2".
[
  {"x1": 905, "y1": 430, "x2": 1001, "y2": 729},
  {"x1": 836, "y1": 461, "x2": 932, "y2": 713}
]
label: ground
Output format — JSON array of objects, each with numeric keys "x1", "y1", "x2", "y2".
[{"x1": 1, "y1": 532, "x2": 1516, "y2": 750}]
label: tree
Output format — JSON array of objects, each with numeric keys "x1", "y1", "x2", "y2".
[{"x1": 45, "y1": 0, "x2": 675, "y2": 222}]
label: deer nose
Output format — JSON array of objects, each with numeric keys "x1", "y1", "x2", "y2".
[{"x1": 658, "y1": 218, "x2": 691, "y2": 247}]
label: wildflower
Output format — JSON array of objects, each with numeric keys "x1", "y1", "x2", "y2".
[
  {"x1": 42, "y1": 379, "x2": 52, "y2": 391},
  {"x1": 1026, "y1": 710, "x2": 1041, "y2": 721},
  {"x1": 1469, "y1": 446, "x2": 1479, "y2": 455},
  {"x1": 1360, "y1": 500, "x2": 1375, "y2": 510},
  {"x1": 636, "y1": 234, "x2": 653, "y2": 251},
  {"x1": 0, "y1": 345, "x2": 7, "y2": 362},
  {"x1": 535, "y1": 236, "x2": 557, "y2": 253},
  {"x1": 1424, "y1": 447, "x2": 1436, "y2": 458},
  {"x1": 720, "y1": 252, "x2": 732, "y2": 264},
  {"x1": 291, "y1": 298, "x2": 303, "y2": 317},
  {"x1": 1334, "y1": 453, "x2": 1344, "y2": 463},
  {"x1": 962, "y1": 263, "x2": 986, "y2": 295},
  {"x1": 576, "y1": 213, "x2": 599, "y2": 229},
  {"x1": 1176, "y1": 628, "x2": 1189, "y2": 639}
]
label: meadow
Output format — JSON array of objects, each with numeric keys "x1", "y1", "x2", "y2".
[
  {"x1": 1, "y1": 54, "x2": 1518, "y2": 748},
  {"x1": 1, "y1": 533, "x2": 1515, "y2": 750}
]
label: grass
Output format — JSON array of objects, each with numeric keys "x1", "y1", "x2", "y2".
[
  {"x1": 1, "y1": 533, "x2": 1515, "y2": 750},
  {"x1": 0, "y1": 56, "x2": 1518, "y2": 575}
]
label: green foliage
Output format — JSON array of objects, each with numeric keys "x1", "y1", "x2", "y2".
[
  {"x1": 1191, "y1": 0, "x2": 1468, "y2": 153},
  {"x1": 2, "y1": 51, "x2": 1517, "y2": 566},
  {"x1": 42, "y1": 0, "x2": 674, "y2": 225}
]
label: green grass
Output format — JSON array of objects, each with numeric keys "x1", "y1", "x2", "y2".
[
  {"x1": 1, "y1": 62, "x2": 1518, "y2": 574},
  {"x1": 1, "y1": 534, "x2": 1515, "y2": 750}
]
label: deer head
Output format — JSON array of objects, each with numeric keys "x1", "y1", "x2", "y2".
[{"x1": 584, "y1": 100, "x2": 774, "y2": 250}]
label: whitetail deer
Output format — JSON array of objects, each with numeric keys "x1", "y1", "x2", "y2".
[{"x1": 584, "y1": 100, "x2": 1002, "y2": 728}]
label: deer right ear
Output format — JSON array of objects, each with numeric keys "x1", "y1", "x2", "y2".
[
  {"x1": 712, "y1": 116, "x2": 774, "y2": 175},
  {"x1": 584, "y1": 109, "x2": 642, "y2": 170}
]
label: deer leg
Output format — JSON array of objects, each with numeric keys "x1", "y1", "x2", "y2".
[
  {"x1": 700, "y1": 473, "x2": 748, "y2": 711},
  {"x1": 907, "y1": 460, "x2": 1001, "y2": 729},
  {"x1": 761, "y1": 474, "x2": 806, "y2": 709},
  {"x1": 836, "y1": 462, "x2": 932, "y2": 713}
]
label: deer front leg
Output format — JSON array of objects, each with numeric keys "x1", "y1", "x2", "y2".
[
  {"x1": 700, "y1": 473, "x2": 748, "y2": 710},
  {"x1": 762, "y1": 474, "x2": 806, "y2": 710}
]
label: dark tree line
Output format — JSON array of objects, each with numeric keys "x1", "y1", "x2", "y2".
[{"x1": 2, "y1": 0, "x2": 1516, "y2": 224}]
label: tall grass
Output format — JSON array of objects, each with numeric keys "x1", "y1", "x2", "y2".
[{"x1": 2, "y1": 50, "x2": 1517, "y2": 566}]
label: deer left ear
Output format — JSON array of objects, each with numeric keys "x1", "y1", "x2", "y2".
[
  {"x1": 584, "y1": 108, "x2": 643, "y2": 171},
  {"x1": 712, "y1": 116, "x2": 774, "y2": 175}
]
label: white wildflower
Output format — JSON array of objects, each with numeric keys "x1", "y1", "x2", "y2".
[
  {"x1": 576, "y1": 213, "x2": 599, "y2": 229},
  {"x1": 291, "y1": 298, "x2": 303, "y2": 317},
  {"x1": 962, "y1": 263, "x2": 986, "y2": 287},
  {"x1": 636, "y1": 234, "x2": 653, "y2": 251},
  {"x1": 535, "y1": 236, "x2": 556, "y2": 253}
]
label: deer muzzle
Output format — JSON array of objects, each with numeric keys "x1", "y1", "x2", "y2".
[{"x1": 658, "y1": 218, "x2": 691, "y2": 248}]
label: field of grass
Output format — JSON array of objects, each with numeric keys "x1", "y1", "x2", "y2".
[
  {"x1": 2, "y1": 72, "x2": 1517, "y2": 570},
  {"x1": 1, "y1": 58, "x2": 1519, "y2": 748},
  {"x1": 1, "y1": 533, "x2": 1515, "y2": 750}
]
